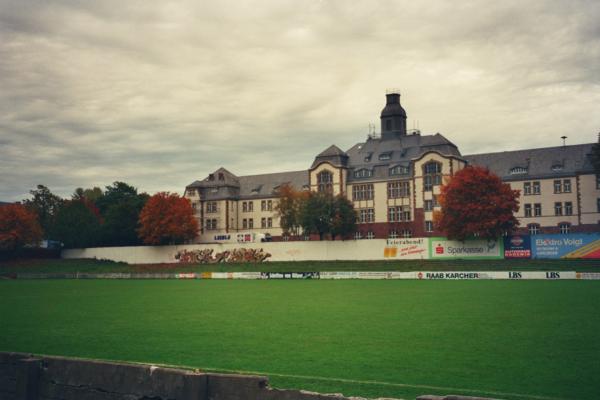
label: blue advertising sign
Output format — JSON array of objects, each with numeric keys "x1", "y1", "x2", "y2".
[
  {"x1": 531, "y1": 234, "x2": 600, "y2": 259},
  {"x1": 504, "y1": 235, "x2": 531, "y2": 259}
]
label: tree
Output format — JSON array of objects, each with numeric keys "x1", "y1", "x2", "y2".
[
  {"x1": 72, "y1": 187, "x2": 104, "y2": 203},
  {"x1": 51, "y1": 200, "x2": 103, "y2": 248},
  {"x1": 299, "y1": 191, "x2": 335, "y2": 240},
  {"x1": 274, "y1": 184, "x2": 308, "y2": 236},
  {"x1": 0, "y1": 204, "x2": 43, "y2": 251},
  {"x1": 96, "y1": 182, "x2": 149, "y2": 246},
  {"x1": 22, "y1": 185, "x2": 63, "y2": 237},
  {"x1": 138, "y1": 192, "x2": 198, "y2": 245},
  {"x1": 330, "y1": 195, "x2": 357, "y2": 240},
  {"x1": 435, "y1": 166, "x2": 520, "y2": 241}
]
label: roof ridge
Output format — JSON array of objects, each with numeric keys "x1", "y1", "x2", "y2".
[{"x1": 465, "y1": 143, "x2": 592, "y2": 157}]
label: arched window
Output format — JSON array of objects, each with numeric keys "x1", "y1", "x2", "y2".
[
  {"x1": 423, "y1": 162, "x2": 442, "y2": 191},
  {"x1": 390, "y1": 165, "x2": 409, "y2": 176},
  {"x1": 317, "y1": 170, "x2": 333, "y2": 193},
  {"x1": 354, "y1": 168, "x2": 372, "y2": 179}
]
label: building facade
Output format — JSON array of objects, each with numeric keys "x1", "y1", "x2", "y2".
[{"x1": 185, "y1": 92, "x2": 600, "y2": 242}]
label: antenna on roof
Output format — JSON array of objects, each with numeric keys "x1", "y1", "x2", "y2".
[
  {"x1": 367, "y1": 123, "x2": 379, "y2": 139},
  {"x1": 561, "y1": 136, "x2": 567, "y2": 147}
]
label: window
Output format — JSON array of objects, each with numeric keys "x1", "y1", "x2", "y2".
[
  {"x1": 425, "y1": 221, "x2": 433, "y2": 232},
  {"x1": 390, "y1": 165, "x2": 409, "y2": 176},
  {"x1": 597, "y1": 175, "x2": 600, "y2": 189},
  {"x1": 186, "y1": 189, "x2": 196, "y2": 196},
  {"x1": 534, "y1": 203, "x2": 542, "y2": 217},
  {"x1": 554, "y1": 202, "x2": 563, "y2": 216},
  {"x1": 401, "y1": 229, "x2": 412, "y2": 238},
  {"x1": 248, "y1": 201, "x2": 253, "y2": 212},
  {"x1": 358, "y1": 208, "x2": 375, "y2": 223},
  {"x1": 354, "y1": 169, "x2": 373, "y2": 179},
  {"x1": 551, "y1": 164, "x2": 563, "y2": 172},
  {"x1": 248, "y1": 218, "x2": 254, "y2": 229},
  {"x1": 261, "y1": 200, "x2": 266, "y2": 211},
  {"x1": 192, "y1": 203, "x2": 197, "y2": 210},
  {"x1": 533, "y1": 181, "x2": 541, "y2": 194},
  {"x1": 317, "y1": 170, "x2": 333, "y2": 192},
  {"x1": 565, "y1": 202, "x2": 573, "y2": 216},
  {"x1": 559, "y1": 223, "x2": 570, "y2": 234},
  {"x1": 206, "y1": 201, "x2": 218, "y2": 213},
  {"x1": 553, "y1": 180, "x2": 562, "y2": 194},
  {"x1": 218, "y1": 173, "x2": 224, "y2": 181},
  {"x1": 388, "y1": 230, "x2": 398, "y2": 239},
  {"x1": 267, "y1": 200, "x2": 272, "y2": 211},
  {"x1": 366, "y1": 231, "x2": 375, "y2": 239},
  {"x1": 261, "y1": 218, "x2": 266, "y2": 228},
  {"x1": 433, "y1": 195, "x2": 439, "y2": 207},
  {"x1": 267, "y1": 217, "x2": 272, "y2": 228},
  {"x1": 378, "y1": 152, "x2": 392, "y2": 161},
  {"x1": 424, "y1": 200, "x2": 433, "y2": 212},
  {"x1": 524, "y1": 204, "x2": 532, "y2": 217},
  {"x1": 242, "y1": 202, "x2": 247, "y2": 212},
  {"x1": 242, "y1": 219, "x2": 247, "y2": 229},
  {"x1": 510, "y1": 166, "x2": 528, "y2": 175},
  {"x1": 524, "y1": 182, "x2": 531, "y2": 195},
  {"x1": 528, "y1": 224, "x2": 540, "y2": 235},
  {"x1": 352, "y1": 184, "x2": 374, "y2": 201},
  {"x1": 388, "y1": 181, "x2": 410, "y2": 198},
  {"x1": 206, "y1": 219, "x2": 217, "y2": 230},
  {"x1": 354, "y1": 231, "x2": 362, "y2": 240},
  {"x1": 364, "y1": 153, "x2": 373, "y2": 163},
  {"x1": 388, "y1": 206, "x2": 411, "y2": 222},
  {"x1": 423, "y1": 162, "x2": 442, "y2": 191}
]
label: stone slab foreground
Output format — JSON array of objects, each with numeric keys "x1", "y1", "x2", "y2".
[{"x1": 0, "y1": 352, "x2": 501, "y2": 400}]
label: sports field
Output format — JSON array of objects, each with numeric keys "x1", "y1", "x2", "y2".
[{"x1": 1, "y1": 279, "x2": 599, "y2": 400}]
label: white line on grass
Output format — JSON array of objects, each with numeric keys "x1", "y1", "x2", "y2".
[{"x1": 147, "y1": 362, "x2": 568, "y2": 400}]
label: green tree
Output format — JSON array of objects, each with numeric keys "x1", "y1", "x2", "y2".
[
  {"x1": 51, "y1": 200, "x2": 103, "y2": 248},
  {"x1": 72, "y1": 187, "x2": 104, "y2": 203},
  {"x1": 96, "y1": 182, "x2": 139, "y2": 214},
  {"x1": 274, "y1": 184, "x2": 307, "y2": 236},
  {"x1": 300, "y1": 191, "x2": 334, "y2": 240},
  {"x1": 101, "y1": 193, "x2": 149, "y2": 246},
  {"x1": 330, "y1": 195, "x2": 357, "y2": 240},
  {"x1": 22, "y1": 185, "x2": 63, "y2": 238}
]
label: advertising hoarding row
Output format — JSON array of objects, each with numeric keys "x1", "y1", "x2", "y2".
[{"x1": 504, "y1": 233, "x2": 600, "y2": 259}]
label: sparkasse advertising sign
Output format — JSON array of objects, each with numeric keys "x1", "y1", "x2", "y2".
[
  {"x1": 429, "y1": 237, "x2": 503, "y2": 259},
  {"x1": 532, "y1": 234, "x2": 600, "y2": 259}
]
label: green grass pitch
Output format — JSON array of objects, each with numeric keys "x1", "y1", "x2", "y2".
[{"x1": 1, "y1": 280, "x2": 599, "y2": 400}]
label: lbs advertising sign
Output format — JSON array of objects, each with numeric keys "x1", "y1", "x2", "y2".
[
  {"x1": 504, "y1": 235, "x2": 532, "y2": 258},
  {"x1": 429, "y1": 238, "x2": 503, "y2": 259},
  {"x1": 532, "y1": 234, "x2": 600, "y2": 259}
]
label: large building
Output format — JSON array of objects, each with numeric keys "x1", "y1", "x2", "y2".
[{"x1": 184, "y1": 92, "x2": 599, "y2": 242}]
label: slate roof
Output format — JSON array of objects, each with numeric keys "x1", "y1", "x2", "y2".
[
  {"x1": 345, "y1": 132, "x2": 462, "y2": 183},
  {"x1": 311, "y1": 144, "x2": 349, "y2": 168},
  {"x1": 464, "y1": 143, "x2": 594, "y2": 181},
  {"x1": 238, "y1": 170, "x2": 309, "y2": 198}
]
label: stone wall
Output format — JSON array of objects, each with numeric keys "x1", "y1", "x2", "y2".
[{"x1": 0, "y1": 352, "x2": 502, "y2": 400}]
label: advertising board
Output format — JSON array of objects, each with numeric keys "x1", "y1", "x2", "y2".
[
  {"x1": 503, "y1": 235, "x2": 531, "y2": 259},
  {"x1": 532, "y1": 234, "x2": 600, "y2": 259},
  {"x1": 429, "y1": 238, "x2": 503, "y2": 259},
  {"x1": 383, "y1": 238, "x2": 429, "y2": 259}
]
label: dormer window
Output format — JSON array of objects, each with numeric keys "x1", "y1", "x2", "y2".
[
  {"x1": 379, "y1": 152, "x2": 392, "y2": 161},
  {"x1": 251, "y1": 185, "x2": 263, "y2": 194},
  {"x1": 218, "y1": 173, "x2": 224, "y2": 181},
  {"x1": 354, "y1": 169, "x2": 373, "y2": 179},
  {"x1": 208, "y1": 174, "x2": 215, "y2": 181},
  {"x1": 390, "y1": 165, "x2": 409, "y2": 176},
  {"x1": 510, "y1": 166, "x2": 528, "y2": 175},
  {"x1": 364, "y1": 153, "x2": 373, "y2": 162},
  {"x1": 551, "y1": 164, "x2": 563, "y2": 172}
]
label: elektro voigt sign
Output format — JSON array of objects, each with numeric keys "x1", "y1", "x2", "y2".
[{"x1": 429, "y1": 238, "x2": 503, "y2": 259}]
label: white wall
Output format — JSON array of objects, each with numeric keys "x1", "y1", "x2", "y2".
[{"x1": 62, "y1": 238, "x2": 429, "y2": 264}]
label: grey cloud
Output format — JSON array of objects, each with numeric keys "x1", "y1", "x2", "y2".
[{"x1": 1, "y1": 0, "x2": 599, "y2": 201}]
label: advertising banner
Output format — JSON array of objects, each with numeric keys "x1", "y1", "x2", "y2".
[
  {"x1": 531, "y1": 234, "x2": 600, "y2": 259},
  {"x1": 504, "y1": 235, "x2": 531, "y2": 259},
  {"x1": 383, "y1": 238, "x2": 429, "y2": 259},
  {"x1": 429, "y1": 238, "x2": 503, "y2": 259},
  {"x1": 260, "y1": 272, "x2": 320, "y2": 279}
]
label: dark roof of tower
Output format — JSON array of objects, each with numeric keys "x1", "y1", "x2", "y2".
[
  {"x1": 380, "y1": 93, "x2": 407, "y2": 118},
  {"x1": 311, "y1": 145, "x2": 349, "y2": 168},
  {"x1": 464, "y1": 143, "x2": 593, "y2": 180}
]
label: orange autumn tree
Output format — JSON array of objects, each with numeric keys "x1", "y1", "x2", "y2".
[
  {"x1": 0, "y1": 204, "x2": 43, "y2": 251},
  {"x1": 138, "y1": 192, "x2": 198, "y2": 245},
  {"x1": 274, "y1": 184, "x2": 308, "y2": 236},
  {"x1": 434, "y1": 166, "x2": 520, "y2": 241}
]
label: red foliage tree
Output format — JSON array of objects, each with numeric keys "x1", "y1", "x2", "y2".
[
  {"x1": 435, "y1": 166, "x2": 520, "y2": 240},
  {"x1": 138, "y1": 192, "x2": 199, "y2": 245},
  {"x1": 0, "y1": 204, "x2": 43, "y2": 251}
]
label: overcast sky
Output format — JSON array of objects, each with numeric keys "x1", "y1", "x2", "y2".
[{"x1": 1, "y1": 0, "x2": 599, "y2": 201}]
